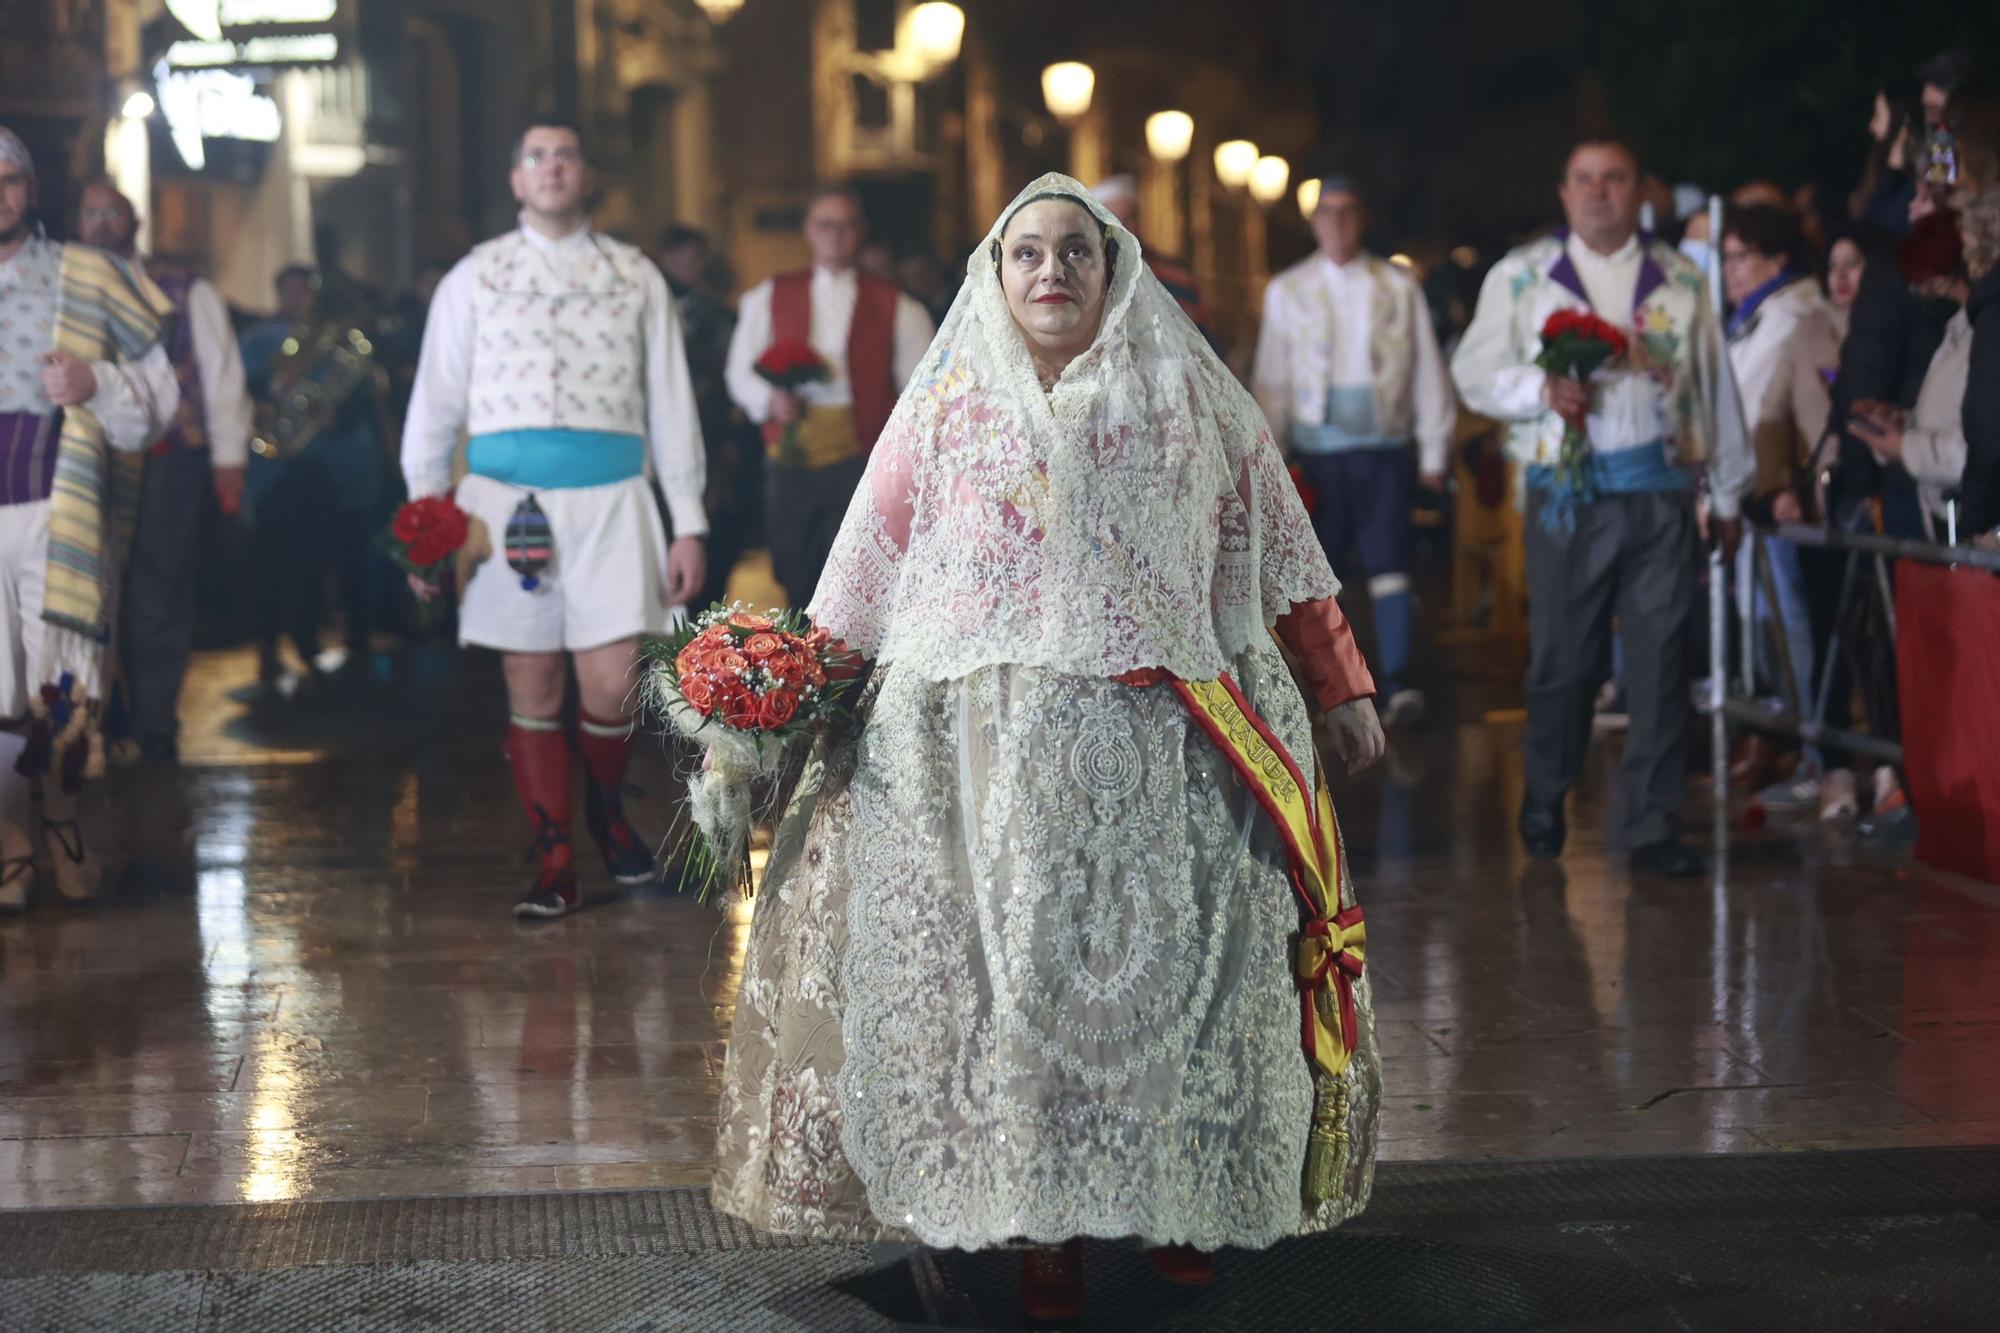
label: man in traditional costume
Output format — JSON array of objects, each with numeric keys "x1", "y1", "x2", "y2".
[
  {"x1": 76, "y1": 180, "x2": 252, "y2": 763},
  {"x1": 247, "y1": 263, "x2": 399, "y2": 696},
  {"x1": 656, "y1": 225, "x2": 752, "y2": 611},
  {"x1": 0, "y1": 128, "x2": 180, "y2": 911},
  {"x1": 402, "y1": 118, "x2": 708, "y2": 919},
  {"x1": 712, "y1": 175, "x2": 1385, "y2": 1317},
  {"x1": 1091, "y1": 173, "x2": 1223, "y2": 354},
  {"x1": 1451, "y1": 136, "x2": 1750, "y2": 878},
  {"x1": 723, "y1": 186, "x2": 933, "y2": 607},
  {"x1": 1253, "y1": 175, "x2": 1457, "y2": 727}
]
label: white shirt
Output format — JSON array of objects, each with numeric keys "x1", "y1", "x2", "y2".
[
  {"x1": 401, "y1": 221, "x2": 708, "y2": 538},
  {"x1": 1565, "y1": 231, "x2": 1641, "y2": 333},
  {"x1": 1562, "y1": 231, "x2": 1671, "y2": 460},
  {"x1": 1319, "y1": 255, "x2": 1376, "y2": 386},
  {"x1": 724, "y1": 265, "x2": 934, "y2": 423},
  {"x1": 0, "y1": 236, "x2": 179, "y2": 454},
  {"x1": 183, "y1": 275, "x2": 253, "y2": 468}
]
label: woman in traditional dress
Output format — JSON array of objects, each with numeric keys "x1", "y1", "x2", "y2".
[{"x1": 711, "y1": 175, "x2": 1386, "y2": 1317}]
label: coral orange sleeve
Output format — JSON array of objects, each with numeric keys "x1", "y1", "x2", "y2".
[{"x1": 1274, "y1": 597, "x2": 1378, "y2": 713}]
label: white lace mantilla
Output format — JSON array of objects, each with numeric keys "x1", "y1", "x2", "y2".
[{"x1": 809, "y1": 174, "x2": 1338, "y2": 684}]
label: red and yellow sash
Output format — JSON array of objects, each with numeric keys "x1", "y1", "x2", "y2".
[{"x1": 1122, "y1": 668, "x2": 1366, "y2": 1078}]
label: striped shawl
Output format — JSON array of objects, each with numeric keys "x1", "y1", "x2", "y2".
[{"x1": 38, "y1": 243, "x2": 173, "y2": 696}]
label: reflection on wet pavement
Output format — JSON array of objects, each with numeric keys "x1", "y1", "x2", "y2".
[{"x1": 0, "y1": 644, "x2": 1995, "y2": 1209}]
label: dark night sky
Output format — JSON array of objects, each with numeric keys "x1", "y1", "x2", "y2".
[{"x1": 980, "y1": 0, "x2": 1996, "y2": 246}]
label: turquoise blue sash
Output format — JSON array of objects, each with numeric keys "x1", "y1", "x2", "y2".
[{"x1": 466, "y1": 430, "x2": 646, "y2": 490}]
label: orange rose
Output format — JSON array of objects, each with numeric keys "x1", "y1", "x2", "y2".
[
  {"x1": 756, "y1": 688, "x2": 800, "y2": 729},
  {"x1": 719, "y1": 683, "x2": 760, "y2": 728},
  {"x1": 743, "y1": 633, "x2": 783, "y2": 660},
  {"x1": 728, "y1": 612, "x2": 775, "y2": 632},
  {"x1": 680, "y1": 672, "x2": 717, "y2": 714}
]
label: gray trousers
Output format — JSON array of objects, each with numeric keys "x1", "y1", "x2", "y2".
[
  {"x1": 122, "y1": 447, "x2": 210, "y2": 743},
  {"x1": 766, "y1": 455, "x2": 867, "y2": 609},
  {"x1": 1523, "y1": 488, "x2": 1696, "y2": 848}
]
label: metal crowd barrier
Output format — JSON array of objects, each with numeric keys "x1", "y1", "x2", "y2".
[{"x1": 1703, "y1": 515, "x2": 2000, "y2": 791}]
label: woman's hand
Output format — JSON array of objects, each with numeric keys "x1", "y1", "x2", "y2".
[
  {"x1": 1771, "y1": 489, "x2": 1805, "y2": 525},
  {"x1": 1319, "y1": 698, "x2": 1385, "y2": 775},
  {"x1": 1849, "y1": 400, "x2": 1906, "y2": 461}
]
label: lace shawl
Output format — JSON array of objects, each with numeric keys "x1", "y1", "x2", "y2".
[{"x1": 809, "y1": 173, "x2": 1338, "y2": 682}]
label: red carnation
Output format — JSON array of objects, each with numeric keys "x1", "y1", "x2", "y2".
[
  {"x1": 384, "y1": 496, "x2": 471, "y2": 574},
  {"x1": 753, "y1": 339, "x2": 831, "y2": 390}
]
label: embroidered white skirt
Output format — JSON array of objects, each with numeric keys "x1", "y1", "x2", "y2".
[
  {"x1": 453, "y1": 474, "x2": 672, "y2": 653},
  {"x1": 711, "y1": 638, "x2": 1381, "y2": 1251}
]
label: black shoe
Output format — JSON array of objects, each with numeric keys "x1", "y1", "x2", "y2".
[
  {"x1": 1518, "y1": 803, "x2": 1566, "y2": 859},
  {"x1": 1630, "y1": 839, "x2": 1705, "y2": 879},
  {"x1": 584, "y1": 781, "x2": 658, "y2": 885},
  {"x1": 138, "y1": 735, "x2": 179, "y2": 765},
  {"x1": 513, "y1": 866, "x2": 580, "y2": 920},
  {"x1": 1857, "y1": 803, "x2": 1917, "y2": 844}
]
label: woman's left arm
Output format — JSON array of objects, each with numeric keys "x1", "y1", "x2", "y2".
[{"x1": 1273, "y1": 599, "x2": 1376, "y2": 712}]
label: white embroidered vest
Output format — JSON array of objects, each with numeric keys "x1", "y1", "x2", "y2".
[
  {"x1": 467, "y1": 230, "x2": 648, "y2": 437},
  {"x1": 0, "y1": 239, "x2": 61, "y2": 415},
  {"x1": 1267, "y1": 255, "x2": 1418, "y2": 436}
]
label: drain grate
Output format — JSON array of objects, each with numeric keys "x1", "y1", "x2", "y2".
[{"x1": 2, "y1": 1149, "x2": 1996, "y2": 1330}]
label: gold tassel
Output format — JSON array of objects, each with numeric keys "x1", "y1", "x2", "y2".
[{"x1": 1302, "y1": 1074, "x2": 1350, "y2": 1210}]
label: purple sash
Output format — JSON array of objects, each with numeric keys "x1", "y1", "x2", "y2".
[{"x1": 0, "y1": 411, "x2": 57, "y2": 506}]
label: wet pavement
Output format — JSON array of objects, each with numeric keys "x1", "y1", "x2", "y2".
[{"x1": 1, "y1": 639, "x2": 1997, "y2": 1212}]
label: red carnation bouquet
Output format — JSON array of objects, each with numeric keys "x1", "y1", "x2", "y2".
[
  {"x1": 753, "y1": 338, "x2": 830, "y2": 468},
  {"x1": 1534, "y1": 308, "x2": 1630, "y2": 515},
  {"x1": 641, "y1": 603, "x2": 859, "y2": 898},
  {"x1": 379, "y1": 495, "x2": 481, "y2": 631}
]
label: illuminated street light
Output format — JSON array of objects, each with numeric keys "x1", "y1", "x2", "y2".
[
  {"x1": 1213, "y1": 139, "x2": 1258, "y2": 190},
  {"x1": 1247, "y1": 154, "x2": 1289, "y2": 205},
  {"x1": 1296, "y1": 176, "x2": 1321, "y2": 220},
  {"x1": 906, "y1": 3, "x2": 964, "y2": 70},
  {"x1": 1041, "y1": 62, "x2": 1095, "y2": 122},
  {"x1": 1145, "y1": 110, "x2": 1193, "y2": 163},
  {"x1": 122, "y1": 90, "x2": 156, "y2": 120},
  {"x1": 694, "y1": 0, "x2": 745, "y2": 22}
]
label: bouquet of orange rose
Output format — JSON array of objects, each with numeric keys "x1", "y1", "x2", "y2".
[{"x1": 641, "y1": 604, "x2": 860, "y2": 899}]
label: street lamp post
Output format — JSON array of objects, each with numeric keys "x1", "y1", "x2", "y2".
[
  {"x1": 1144, "y1": 109, "x2": 1192, "y2": 256},
  {"x1": 1040, "y1": 61, "x2": 1099, "y2": 183},
  {"x1": 1244, "y1": 154, "x2": 1289, "y2": 312},
  {"x1": 1213, "y1": 139, "x2": 1259, "y2": 192}
]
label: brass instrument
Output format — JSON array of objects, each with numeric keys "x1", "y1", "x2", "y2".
[{"x1": 251, "y1": 324, "x2": 378, "y2": 460}]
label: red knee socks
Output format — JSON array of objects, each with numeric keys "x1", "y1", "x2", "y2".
[
  {"x1": 505, "y1": 715, "x2": 573, "y2": 870},
  {"x1": 576, "y1": 710, "x2": 635, "y2": 793}
]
